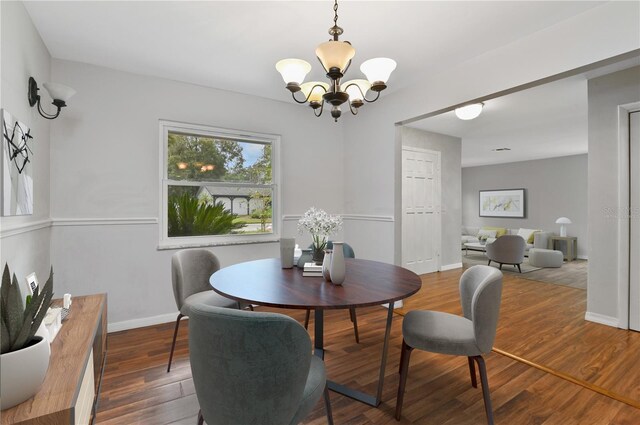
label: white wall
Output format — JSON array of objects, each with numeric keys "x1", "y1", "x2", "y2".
[
  {"x1": 400, "y1": 127, "x2": 462, "y2": 268},
  {"x1": 0, "y1": 1, "x2": 52, "y2": 286},
  {"x1": 344, "y1": 1, "x2": 639, "y2": 268},
  {"x1": 48, "y1": 59, "x2": 344, "y2": 327},
  {"x1": 587, "y1": 66, "x2": 640, "y2": 324},
  {"x1": 462, "y1": 154, "x2": 588, "y2": 258}
]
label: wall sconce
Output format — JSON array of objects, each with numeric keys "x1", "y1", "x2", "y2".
[{"x1": 28, "y1": 77, "x2": 76, "y2": 120}]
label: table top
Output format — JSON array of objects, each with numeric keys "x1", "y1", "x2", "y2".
[
  {"x1": 210, "y1": 258, "x2": 422, "y2": 310},
  {"x1": 464, "y1": 242, "x2": 487, "y2": 249},
  {"x1": 549, "y1": 235, "x2": 577, "y2": 241}
]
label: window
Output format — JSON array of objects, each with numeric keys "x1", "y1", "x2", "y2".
[{"x1": 159, "y1": 121, "x2": 279, "y2": 248}]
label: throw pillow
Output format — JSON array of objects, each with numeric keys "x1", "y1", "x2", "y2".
[
  {"x1": 527, "y1": 230, "x2": 541, "y2": 244},
  {"x1": 517, "y1": 228, "x2": 537, "y2": 243},
  {"x1": 477, "y1": 229, "x2": 497, "y2": 240},
  {"x1": 481, "y1": 226, "x2": 507, "y2": 237}
]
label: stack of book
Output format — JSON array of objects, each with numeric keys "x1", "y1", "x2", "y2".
[{"x1": 302, "y1": 262, "x2": 323, "y2": 277}]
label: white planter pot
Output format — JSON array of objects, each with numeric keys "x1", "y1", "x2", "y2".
[{"x1": 0, "y1": 336, "x2": 51, "y2": 410}]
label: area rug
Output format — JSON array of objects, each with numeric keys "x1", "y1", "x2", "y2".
[{"x1": 462, "y1": 252, "x2": 588, "y2": 290}]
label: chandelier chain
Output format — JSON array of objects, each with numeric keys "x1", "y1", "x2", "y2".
[{"x1": 334, "y1": 0, "x2": 339, "y2": 26}]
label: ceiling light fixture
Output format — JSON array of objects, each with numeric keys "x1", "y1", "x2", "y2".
[
  {"x1": 275, "y1": 0, "x2": 396, "y2": 122},
  {"x1": 28, "y1": 77, "x2": 76, "y2": 120},
  {"x1": 492, "y1": 147, "x2": 511, "y2": 152},
  {"x1": 455, "y1": 103, "x2": 484, "y2": 120}
]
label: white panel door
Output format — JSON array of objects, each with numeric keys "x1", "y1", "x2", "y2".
[
  {"x1": 630, "y1": 111, "x2": 640, "y2": 331},
  {"x1": 402, "y1": 147, "x2": 440, "y2": 275}
]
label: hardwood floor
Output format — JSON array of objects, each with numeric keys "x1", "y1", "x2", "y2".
[{"x1": 96, "y1": 269, "x2": 640, "y2": 424}]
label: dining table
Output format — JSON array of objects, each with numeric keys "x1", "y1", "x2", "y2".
[{"x1": 209, "y1": 257, "x2": 422, "y2": 407}]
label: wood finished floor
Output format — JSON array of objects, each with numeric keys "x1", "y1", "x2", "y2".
[{"x1": 96, "y1": 270, "x2": 640, "y2": 424}]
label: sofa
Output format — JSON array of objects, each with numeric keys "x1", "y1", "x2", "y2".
[{"x1": 462, "y1": 226, "x2": 552, "y2": 255}]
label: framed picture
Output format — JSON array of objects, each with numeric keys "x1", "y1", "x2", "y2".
[
  {"x1": 25, "y1": 272, "x2": 39, "y2": 295},
  {"x1": 479, "y1": 188, "x2": 526, "y2": 218},
  {"x1": 2, "y1": 109, "x2": 34, "y2": 216}
]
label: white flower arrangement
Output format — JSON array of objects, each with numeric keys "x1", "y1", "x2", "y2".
[{"x1": 297, "y1": 207, "x2": 343, "y2": 251}]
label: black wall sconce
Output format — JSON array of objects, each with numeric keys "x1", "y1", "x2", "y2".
[{"x1": 28, "y1": 77, "x2": 76, "y2": 120}]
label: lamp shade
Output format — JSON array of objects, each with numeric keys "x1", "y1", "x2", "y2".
[
  {"x1": 315, "y1": 41, "x2": 355, "y2": 72},
  {"x1": 360, "y1": 58, "x2": 396, "y2": 84},
  {"x1": 341, "y1": 79, "x2": 371, "y2": 102},
  {"x1": 300, "y1": 82, "x2": 329, "y2": 103},
  {"x1": 555, "y1": 217, "x2": 572, "y2": 224},
  {"x1": 275, "y1": 59, "x2": 312, "y2": 84},
  {"x1": 43, "y1": 82, "x2": 76, "y2": 102},
  {"x1": 455, "y1": 103, "x2": 483, "y2": 120}
]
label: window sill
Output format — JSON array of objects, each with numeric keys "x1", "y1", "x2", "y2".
[{"x1": 157, "y1": 237, "x2": 280, "y2": 251}]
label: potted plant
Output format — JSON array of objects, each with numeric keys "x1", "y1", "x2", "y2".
[
  {"x1": 1, "y1": 264, "x2": 54, "y2": 410},
  {"x1": 298, "y1": 207, "x2": 343, "y2": 264}
]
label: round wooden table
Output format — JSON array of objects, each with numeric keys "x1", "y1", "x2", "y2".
[{"x1": 210, "y1": 257, "x2": 421, "y2": 407}]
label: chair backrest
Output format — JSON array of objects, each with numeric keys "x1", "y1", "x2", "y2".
[
  {"x1": 189, "y1": 305, "x2": 312, "y2": 425},
  {"x1": 459, "y1": 265, "x2": 503, "y2": 354},
  {"x1": 485, "y1": 235, "x2": 525, "y2": 264},
  {"x1": 326, "y1": 241, "x2": 355, "y2": 258},
  {"x1": 171, "y1": 249, "x2": 220, "y2": 310}
]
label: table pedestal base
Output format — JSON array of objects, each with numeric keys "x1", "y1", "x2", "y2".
[{"x1": 313, "y1": 304, "x2": 395, "y2": 407}]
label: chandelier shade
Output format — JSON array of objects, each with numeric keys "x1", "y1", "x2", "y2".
[
  {"x1": 342, "y1": 79, "x2": 371, "y2": 102},
  {"x1": 275, "y1": 59, "x2": 312, "y2": 85},
  {"x1": 360, "y1": 58, "x2": 397, "y2": 86},
  {"x1": 301, "y1": 81, "x2": 330, "y2": 103},
  {"x1": 315, "y1": 41, "x2": 355, "y2": 73},
  {"x1": 275, "y1": 0, "x2": 395, "y2": 121}
]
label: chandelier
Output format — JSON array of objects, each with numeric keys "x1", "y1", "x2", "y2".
[{"x1": 275, "y1": 0, "x2": 396, "y2": 122}]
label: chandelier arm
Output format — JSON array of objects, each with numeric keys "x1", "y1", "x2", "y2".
[
  {"x1": 314, "y1": 101, "x2": 325, "y2": 117},
  {"x1": 363, "y1": 90, "x2": 381, "y2": 103},
  {"x1": 342, "y1": 82, "x2": 380, "y2": 103},
  {"x1": 348, "y1": 102, "x2": 359, "y2": 116},
  {"x1": 292, "y1": 84, "x2": 329, "y2": 104}
]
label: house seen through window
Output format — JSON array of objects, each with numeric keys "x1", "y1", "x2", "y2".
[{"x1": 161, "y1": 122, "x2": 278, "y2": 245}]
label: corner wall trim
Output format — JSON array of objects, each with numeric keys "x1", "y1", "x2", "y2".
[
  {"x1": 584, "y1": 311, "x2": 620, "y2": 328},
  {"x1": 108, "y1": 312, "x2": 178, "y2": 333},
  {"x1": 440, "y1": 262, "x2": 463, "y2": 271},
  {"x1": 0, "y1": 219, "x2": 53, "y2": 239},
  {"x1": 51, "y1": 217, "x2": 158, "y2": 227}
]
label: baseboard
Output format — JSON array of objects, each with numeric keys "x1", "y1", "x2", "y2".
[
  {"x1": 584, "y1": 311, "x2": 619, "y2": 328},
  {"x1": 108, "y1": 312, "x2": 178, "y2": 333},
  {"x1": 577, "y1": 255, "x2": 588, "y2": 260},
  {"x1": 440, "y1": 262, "x2": 462, "y2": 271}
]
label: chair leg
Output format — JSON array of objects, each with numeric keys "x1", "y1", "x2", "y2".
[
  {"x1": 487, "y1": 260, "x2": 491, "y2": 266},
  {"x1": 473, "y1": 356, "x2": 495, "y2": 425},
  {"x1": 304, "y1": 309, "x2": 311, "y2": 329},
  {"x1": 167, "y1": 313, "x2": 184, "y2": 373},
  {"x1": 499, "y1": 263, "x2": 503, "y2": 270},
  {"x1": 349, "y1": 308, "x2": 360, "y2": 343},
  {"x1": 323, "y1": 384, "x2": 334, "y2": 425},
  {"x1": 517, "y1": 264, "x2": 522, "y2": 273},
  {"x1": 395, "y1": 339, "x2": 414, "y2": 421},
  {"x1": 249, "y1": 304, "x2": 254, "y2": 311},
  {"x1": 468, "y1": 356, "x2": 478, "y2": 388},
  {"x1": 197, "y1": 409, "x2": 204, "y2": 425}
]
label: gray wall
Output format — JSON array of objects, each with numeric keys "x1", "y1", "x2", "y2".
[
  {"x1": 400, "y1": 127, "x2": 462, "y2": 268},
  {"x1": 0, "y1": 2, "x2": 52, "y2": 285},
  {"x1": 588, "y1": 66, "x2": 640, "y2": 321},
  {"x1": 462, "y1": 154, "x2": 588, "y2": 258}
]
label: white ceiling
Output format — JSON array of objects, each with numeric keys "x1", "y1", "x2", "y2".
[
  {"x1": 24, "y1": 1, "x2": 606, "y2": 103},
  {"x1": 409, "y1": 76, "x2": 589, "y2": 167}
]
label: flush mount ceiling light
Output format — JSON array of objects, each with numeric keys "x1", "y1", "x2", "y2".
[
  {"x1": 275, "y1": 0, "x2": 396, "y2": 122},
  {"x1": 28, "y1": 77, "x2": 76, "y2": 120},
  {"x1": 455, "y1": 103, "x2": 484, "y2": 120}
]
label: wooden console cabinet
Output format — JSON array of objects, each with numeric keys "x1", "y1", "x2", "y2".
[{"x1": 2, "y1": 294, "x2": 108, "y2": 424}]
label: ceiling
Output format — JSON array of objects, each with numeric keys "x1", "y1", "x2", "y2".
[{"x1": 24, "y1": 1, "x2": 606, "y2": 103}]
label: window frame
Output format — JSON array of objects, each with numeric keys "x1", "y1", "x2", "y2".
[{"x1": 158, "y1": 120, "x2": 281, "y2": 249}]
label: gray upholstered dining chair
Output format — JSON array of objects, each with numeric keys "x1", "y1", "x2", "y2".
[
  {"x1": 485, "y1": 234, "x2": 526, "y2": 273},
  {"x1": 189, "y1": 304, "x2": 333, "y2": 425},
  {"x1": 395, "y1": 265, "x2": 503, "y2": 425},
  {"x1": 304, "y1": 241, "x2": 360, "y2": 342},
  {"x1": 168, "y1": 249, "x2": 239, "y2": 372}
]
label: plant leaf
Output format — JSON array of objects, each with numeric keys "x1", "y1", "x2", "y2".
[
  {"x1": 6, "y1": 274, "x2": 24, "y2": 347},
  {"x1": 1, "y1": 317, "x2": 10, "y2": 354}
]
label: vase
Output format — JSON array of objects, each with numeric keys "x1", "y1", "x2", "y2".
[
  {"x1": 297, "y1": 249, "x2": 313, "y2": 268},
  {"x1": 312, "y1": 245, "x2": 325, "y2": 265},
  {"x1": 329, "y1": 242, "x2": 346, "y2": 285},
  {"x1": 0, "y1": 336, "x2": 50, "y2": 409},
  {"x1": 322, "y1": 249, "x2": 333, "y2": 282}
]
